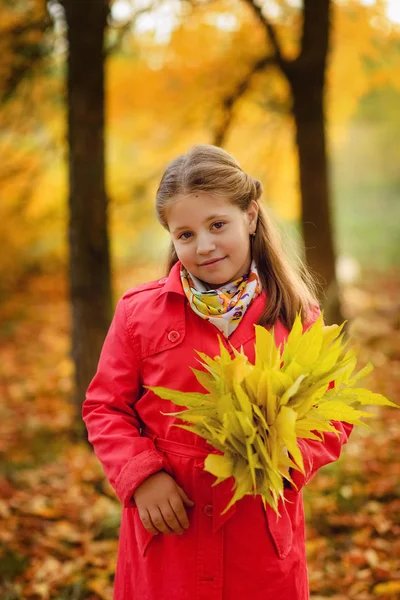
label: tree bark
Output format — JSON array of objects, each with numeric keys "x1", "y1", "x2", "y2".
[
  {"x1": 62, "y1": 0, "x2": 112, "y2": 423},
  {"x1": 288, "y1": 65, "x2": 335, "y2": 287},
  {"x1": 289, "y1": 68, "x2": 341, "y2": 321},
  {"x1": 287, "y1": 0, "x2": 341, "y2": 321}
]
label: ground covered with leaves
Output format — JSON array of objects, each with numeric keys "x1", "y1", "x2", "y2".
[{"x1": 0, "y1": 269, "x2": 399, "y2": 599}]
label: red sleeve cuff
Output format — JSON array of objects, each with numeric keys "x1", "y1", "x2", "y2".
[{"x1": 115, "y1": 448, "x2": 168, "y2": 507}]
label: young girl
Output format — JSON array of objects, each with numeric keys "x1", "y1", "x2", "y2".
[{"x1": 83, "y1": 144, "x2": 353, "y2": 600}]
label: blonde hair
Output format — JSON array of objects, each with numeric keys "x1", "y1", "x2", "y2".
[{"x1": 155, "y1": 144, "x2": 321, "y2": 330}]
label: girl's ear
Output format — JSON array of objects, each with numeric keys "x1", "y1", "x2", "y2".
[{"x1": 247, "y1": 200, "x2": 259, "y2": 233}]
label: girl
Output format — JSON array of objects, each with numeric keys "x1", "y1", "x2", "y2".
[{"x1": 83, "y1": 144, "x2": 353, "y2": 600}]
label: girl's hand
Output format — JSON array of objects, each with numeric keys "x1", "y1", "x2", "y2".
[{"x1": 133, "y1": 470, "x2": 195, "y2": 535}]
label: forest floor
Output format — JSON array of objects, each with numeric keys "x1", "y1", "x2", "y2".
[{"x1": 0, "y1": 266, "x2": 399, "y2": 600}]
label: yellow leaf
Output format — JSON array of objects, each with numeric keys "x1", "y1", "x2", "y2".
[
  {"x1": 147, "y1": 386, "x2": 213, "y2": 407},
  {"x1": 342, "y1": 388, "x2": 398, "y2": 408},
  {"x1": 255, "y1": 325, "x2": 280, "y2": 368},
  {"x1": 295, "y1": 313, "x2": 324, "y2": 368},
  {"x1": 191, "y1": 368, "x2": 217, "y2": 393},
  {"x1": 274, "y1": 406, "x2": 304, "y2": 473},
  {"x1": 373, "y1": 581, "x2": 400, "y2": 596},
  {"x1": 280, "y1": 374, "x2": 306, "y2": 405},
  {"x1": 204, "y1": 453, "x2": 233, "y2": 479},
  {"x1": 315, "y1": 400, "x2": 372, "y2": 423}
]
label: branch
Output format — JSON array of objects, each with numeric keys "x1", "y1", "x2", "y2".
[
  {"x1": 0, "y1": 14, "x2": 52, "y2": 104},
  {"x1": 105, "y1": 7, "x2": 152, "y2": 56},
  {"x1": 0, "y1": 17, "x2": 50, "y2": 37},
  {"x1": 213, "y1": 53, "x2": 277, "y2": 147},
  {"x1": 241, "y1": 0, "x2": 287, "y2": 74}
]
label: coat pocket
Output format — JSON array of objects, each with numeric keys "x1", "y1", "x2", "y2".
[
  {"x1": 133, "y1": 508, "x2": 158, "y2": 557},
  {"x1": 263, "y1": 495, "x2": 294, "y2": 560}
]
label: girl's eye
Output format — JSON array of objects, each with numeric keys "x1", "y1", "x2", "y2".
[
  {"x1": 179, "y1": 231, "x2": 193, "y2": 240},
  {"x1": 212, "y1": 221, "x2": 225, "y2": 230}
]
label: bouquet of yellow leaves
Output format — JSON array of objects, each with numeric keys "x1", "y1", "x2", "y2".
[{"x1": 149, "y1": 313, "x2": 398, "y2": 515}]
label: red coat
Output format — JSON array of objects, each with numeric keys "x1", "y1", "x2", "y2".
[{"x1": 83, "y1": 261, "x2": 353, "y2": 600}]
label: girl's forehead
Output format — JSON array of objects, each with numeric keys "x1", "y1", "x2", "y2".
[
  {"x1": 173, "y1": 191, "x2": 226, "y2": 203},
  {"x1": 167, "y1": 193, "x2": 233, "y2": 215},
  {"x1": 165, "y1": 193, "x2": 239, "y2": 228}
]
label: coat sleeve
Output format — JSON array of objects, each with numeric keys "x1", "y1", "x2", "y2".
[
  {"x1": 82, "y1": 297, "x2": 168, "y2": 507},
  {"x1": 289, "y1": 304, "x2": 354, "y2": 493}
]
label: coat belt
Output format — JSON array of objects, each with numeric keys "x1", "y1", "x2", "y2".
[
  {"x1": 153, "y1": 436, "x2": 237, "y2": 533},
  {"x1": 154, "y1": 437, "x2": 211, "y2": 459}
]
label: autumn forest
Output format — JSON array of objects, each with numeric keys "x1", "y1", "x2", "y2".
[{"x1": 1, "y1": 0, "x2": 400, "y2": 598}]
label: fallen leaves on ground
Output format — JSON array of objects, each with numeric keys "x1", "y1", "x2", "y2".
[{"x1": 0, "y1": 268, "x2": 399, "y2": 599}]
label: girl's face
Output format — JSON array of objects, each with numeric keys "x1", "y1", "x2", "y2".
[{"x1": 166, "y1": 192, "x2": 258, "y2": 288}]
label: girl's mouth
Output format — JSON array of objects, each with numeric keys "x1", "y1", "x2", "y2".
[{"x1": 199, "y1": 257, "x2": 226, "y2": 267}]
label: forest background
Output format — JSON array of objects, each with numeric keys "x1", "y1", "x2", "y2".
[{"x1": 0, "y1": 0, "x2": 400, "y2": 598}]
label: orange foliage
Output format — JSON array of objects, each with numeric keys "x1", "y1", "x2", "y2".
[{"x1": 1, "y1": 0, "x2": 400, "y2": 290}]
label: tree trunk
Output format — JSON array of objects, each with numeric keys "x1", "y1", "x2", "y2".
[
  {"x1": 286, "y1": 0, "x2": 342, "y2": 323},
  {"x1": 290, "y1": 71, "x2": 334, "y2": 275},
  {"x1": 63, "y1": 0, "x2": 112, "y2": 425},
  {"x1": 290, "y1": 73, "x2": 341, "y2": 322}
]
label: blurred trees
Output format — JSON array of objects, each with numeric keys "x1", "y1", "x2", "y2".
[
  {"x1": 0, "y1": 0, "x2": 50, "y2": 103},
  {"x1": 61, "y1": 0, "x2": 112, "y2": 412},
  {"x1": 0, "y1": 0, "x2": 53, "y2": 295},
  {"x1": 2, "y1": 0, "x2": 399, "y2": 293}
]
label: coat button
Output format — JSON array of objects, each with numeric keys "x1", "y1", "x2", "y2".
[
  {"x1": 204, "y1": 505, "x2": 213, "y2": 517},
  {"x1": 167, "y1": 330, "x2": 180, "y2": 343}
]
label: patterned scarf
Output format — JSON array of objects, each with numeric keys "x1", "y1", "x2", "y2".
[{"x1": 180, "y1": 260, "x2": 261, "y2": 337}]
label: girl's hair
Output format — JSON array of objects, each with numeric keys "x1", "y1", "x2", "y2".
[{"x1": 155, "y1": 144, "x2": 321, "y2": 330}]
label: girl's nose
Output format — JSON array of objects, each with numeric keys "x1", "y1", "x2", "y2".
[{"x1": 196, "y1": 233, "x2": 216, "y2": 255}]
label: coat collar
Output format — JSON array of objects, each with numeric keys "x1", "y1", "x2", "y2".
[{"x1": 159, "y1": 261, "x2": 185, "y2": 296}]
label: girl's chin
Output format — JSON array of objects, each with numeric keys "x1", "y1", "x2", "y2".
[{"x1": 196, "y1": 271, "x2": 235, "y2": 289}]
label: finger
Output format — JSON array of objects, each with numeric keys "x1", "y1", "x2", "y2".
[
  {"x1": 177, "y1": 485, "x2": 195, "y2": 507},
  {"x1": 159, "y1": 502, "x2": 184, "y2": 534},
  {"x1": 139, "y1": 509, "x2": 159, "y2": 535},
  {"x1": 148, "y1": 506, "x2": 174, "y2": 535},
  {"x1": 169, "y1": 497, "x2": 190, "y2": 530}
]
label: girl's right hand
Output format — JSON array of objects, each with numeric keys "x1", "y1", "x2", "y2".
[{"x1": 132, "y1": 470, "x2": 195, "y2": 535}]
